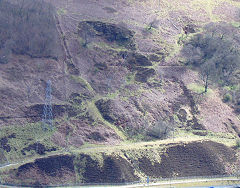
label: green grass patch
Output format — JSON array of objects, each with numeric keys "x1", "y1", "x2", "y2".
[
  {"x1": 57, "y1": 8, "x2": 67, "y2": 15},
  {"x1": 187, "y1": 83, "x2": 213, "y2": 95},
  {"x1": 231, "y1": 22, "x2": 240, "y2": 28},
  {"x1": 70, "y1": 75, "x2": 94, "y2": 92},
  {"x1": 125, "y1": 73, "x2": 135, "y2": 85},
  {"x1": 0, "y1": 123, "x2": 58, "y2": 163},
  {"x1": 86, "y1": 100, "x2": 127, "y2": 140},
  {"x1": 187, "y1": 83, "x2": 205, "y2": 93},
  {"x1": 105, "y1": 90, "x2": 119, "y2": 99}
]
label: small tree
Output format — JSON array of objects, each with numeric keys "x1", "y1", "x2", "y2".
[{"x1": 200, "y1": 60, "x2": 217, "y2": 93}]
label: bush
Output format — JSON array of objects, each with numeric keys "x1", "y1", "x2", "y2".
[
  {"x1": 223, "y1": 93, "x2": 232, "y2": 103},
  {"x1": 0, "y1": 0, "x2": 60, "y2": 60},
  {"x1": 147, "y1": 120, "x2": 172, "y2": 139}
]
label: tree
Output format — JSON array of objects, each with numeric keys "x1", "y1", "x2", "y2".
[
  {"x1": 0, "y1": 0, "x2": 60, "y2": 60},
  {"x1": 181, "y1": 22, "x2": 240, "y2": 91},
  {"x1": 200, "y1": 60, "x2": 217, "y2": 93}
]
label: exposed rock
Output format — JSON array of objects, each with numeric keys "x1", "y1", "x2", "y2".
[
  {"x1": 95, "y1": 99, "x2": 117, "y2": 123},
  {"x1": 78, "y1": 21, "x2": 135, "y2": 49},
  {"x1": 126, "y1": 52, "x2": 152, "y2": 69},
  {"x1": 135, "y1": 68, "x2": 155, "y2": 82}
]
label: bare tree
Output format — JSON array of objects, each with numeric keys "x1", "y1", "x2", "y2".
[
  {"x1": 0, "y1": 0, "x2": 60, "y2": 60},
  {"x1": 200, "y1": 60, "x2": 217, "y2": 93}
]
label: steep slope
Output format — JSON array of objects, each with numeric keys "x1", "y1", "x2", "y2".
[{"x1": 0, "y1": 0, "x2": 240, "y2": 185}]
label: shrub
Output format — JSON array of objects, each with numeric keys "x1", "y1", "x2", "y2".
[
  {"x1": 147, "y1": 120, "x2": 172, "y2": 139},
  {"x1": 223, "y1": 93, "x2": 232, "y2": 103}
]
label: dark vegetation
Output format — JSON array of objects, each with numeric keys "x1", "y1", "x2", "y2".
[
  {"x1": 20, "y1": 155, "x2": 75, "y2": 176},
  {"x1": 25, "y1": 104, "x2": 83, "y2": 122},
  {"x1": 95, "y1": 99, "x2": 117, "y2": 124},
  {"x1": 0, "y1": 134, "x2": 16, "y2": 152},
  {"x1": 138, "y1": 141, "x2": 236, "y2": 178},
  {"x1": 16, "y1": 155, "x2": 76, "y2": 185},
  {"x1": 78, "y1": 21, "x2": 135, "y2": 49},
  {"x1": 124, "y1": 52, "x2": 155, "y2": 82},
  {"x1": 95, "y1": 99, "x2": 172, "y2": 140},
  {"x1": 12, "y1": 141, "x2": 236, "y2": 185},
  {"x1": 0, "y1": 0, "x2": 60, "y2": 62},
  {"x1": 135, "y1": 68, "x2": 155, "y2": 82},
  {"x1": 15, "y1": 154, "x2": 137, "y2": 185},
  {"x1": 73, "y1": 154, "x2": 137, "y2": 183},
  {"x1": 21, "y1": 143, "x2": 56, "y2": 155},
  {"x1": 182, "y1": 23, "x2": 240, "y2": 112}
]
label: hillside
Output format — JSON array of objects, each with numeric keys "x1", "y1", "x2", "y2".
[{"x1": 0, "y1": 0, "x2": 240, "y2": 186}]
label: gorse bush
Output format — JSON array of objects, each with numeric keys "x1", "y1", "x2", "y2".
[{"x1": 0, "y1": 0, "x2": 60, "y2": 63}]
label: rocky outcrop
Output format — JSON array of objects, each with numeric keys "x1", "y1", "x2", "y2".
[{"x1": 78, "y1": 21, "x2": 135, "y2": 49}]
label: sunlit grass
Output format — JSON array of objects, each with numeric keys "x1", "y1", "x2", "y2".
[
  {"x1": 187, "y1": 83, "x2": 213, "y2": 95},
  {"x1": 0, "y1": 123, "x2": 58, "y2": 163},
  {"x1": 70, "y1": 75, "x2": 94, "y2": 92},
  {"x1": 86, "y1": 100, "x2": 127, "y2": 141}
]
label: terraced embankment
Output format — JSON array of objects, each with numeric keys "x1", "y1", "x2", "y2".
[{"x1": 0, "y1": 139, "x2": 238, "y2": 186}]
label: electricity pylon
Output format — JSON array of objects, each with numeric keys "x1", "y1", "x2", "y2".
[{"x1": 42, "y1": 80, "x2": 53, "y2": 131}]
